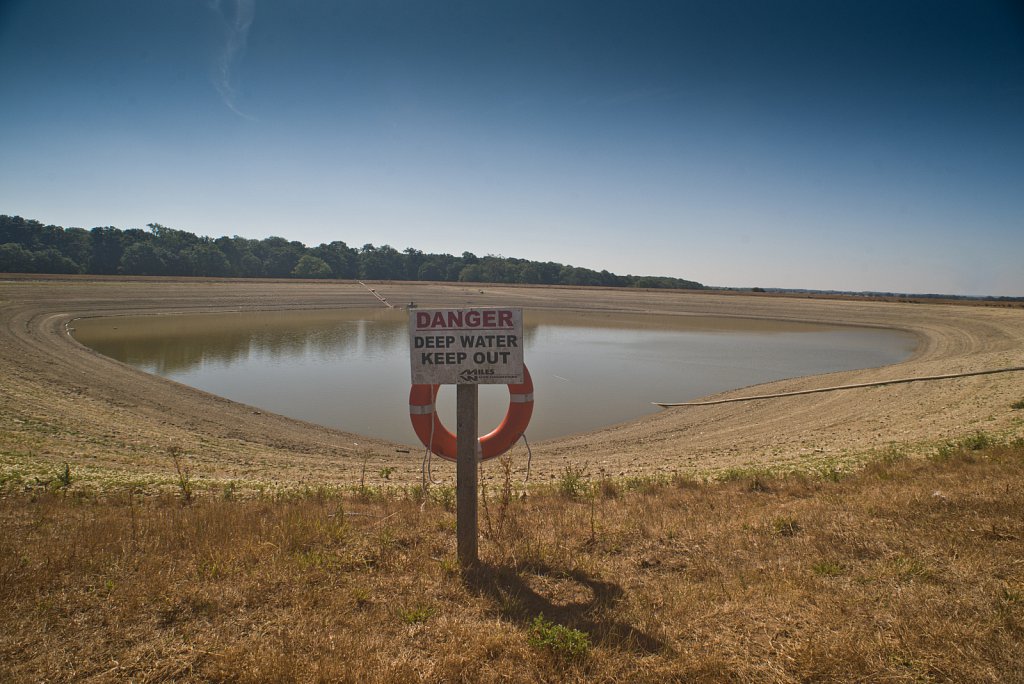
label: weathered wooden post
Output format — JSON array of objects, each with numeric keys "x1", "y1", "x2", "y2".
[{"x1": 456, "y1": 383, "x2": 479, "y2": 565}]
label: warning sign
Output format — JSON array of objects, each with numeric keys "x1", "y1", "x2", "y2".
[{"x1": 409, "y1": 307, "x2": 524, "y2": 384}]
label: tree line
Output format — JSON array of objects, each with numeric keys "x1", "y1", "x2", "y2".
[{"x1": 0, "y1": 215, "x2": 704, "y2": 290}]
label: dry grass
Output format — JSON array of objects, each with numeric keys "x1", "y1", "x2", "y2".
[{"x1": 2, "y1": 440, "x2": 1023, "y2": 683}]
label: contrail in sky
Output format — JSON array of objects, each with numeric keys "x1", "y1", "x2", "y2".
[{"x1": 210, "y1": 0, "x2": 255, "y2": 118}]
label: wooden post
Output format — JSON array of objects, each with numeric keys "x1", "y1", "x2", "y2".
[{"x1": 456, "y1": 383, "x2": 479, "y2": 567}]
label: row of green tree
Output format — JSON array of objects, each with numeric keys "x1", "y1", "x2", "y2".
[{"x1": 0, "y1": 215, "x2": 704, "y2": 289}]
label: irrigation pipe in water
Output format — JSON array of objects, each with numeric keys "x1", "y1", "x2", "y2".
[{"x1": 653, "y1": 366, "x2": 1024, "y2": 408}]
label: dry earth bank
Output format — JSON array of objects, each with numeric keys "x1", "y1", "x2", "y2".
[{"x1": 1, "y1": 276, "x2": 1023, "y2": 491}]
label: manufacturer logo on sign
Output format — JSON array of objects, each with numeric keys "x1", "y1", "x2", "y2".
[{"x1": 459, "y1": 368, "x2": 495, "y2": 382}]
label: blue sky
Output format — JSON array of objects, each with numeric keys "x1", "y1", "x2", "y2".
[{"x1": 1, "y1": 0, "x2": 1022, "y2": 295}]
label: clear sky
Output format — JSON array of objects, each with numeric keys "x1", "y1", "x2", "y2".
[{"x1": 1, "y1": 1, "x2": 1022, "y2": 296}]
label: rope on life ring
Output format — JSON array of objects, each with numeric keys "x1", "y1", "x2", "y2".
[{"x1": 409, "y1": 366, "x2": 534, "y2": 462}]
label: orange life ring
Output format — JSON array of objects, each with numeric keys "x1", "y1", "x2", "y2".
[{"x1": 409, "y1": 366, "x2": 534, "y2": 462}]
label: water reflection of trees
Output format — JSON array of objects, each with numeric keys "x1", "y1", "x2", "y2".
[
  {"x1": 83, "y1": 315, "x2": 544, "y2": 375},
  {"x1": 80, "y1": 312, "x2": 408, "y2": 375}
]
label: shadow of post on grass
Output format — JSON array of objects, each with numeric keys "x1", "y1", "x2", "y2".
[{"x1": 463, "y1": 561, "x2": 667, "y2": 655}]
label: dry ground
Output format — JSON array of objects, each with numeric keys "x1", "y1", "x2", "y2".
[
  {"x1": 1, "y1": 439, "x2": 1022, "y2": 682},
  {"x1": 1, "y1": 275, "x2": 1022, "y2": 491},
  {"x1": 2, "y1": 276, "x2": 1024, "y2": 682}
]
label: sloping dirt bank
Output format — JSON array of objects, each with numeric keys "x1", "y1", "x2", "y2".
[{"x1": 2, "y1": 276, "x2": 1022, "y2": 489}]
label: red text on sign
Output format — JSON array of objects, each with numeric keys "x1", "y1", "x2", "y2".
[{"x1": 415, "y1": 309, "x2": 514, "y2": 330}]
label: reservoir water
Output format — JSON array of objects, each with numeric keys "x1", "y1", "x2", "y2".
[{"x1": 72, "y1": 308, "x2": 917, "y2": 445}]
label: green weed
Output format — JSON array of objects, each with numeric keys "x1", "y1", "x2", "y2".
[
  {"x1": 399, "y1": 604, "x2": 434, "y2": 624},
  {"x1": 961, "y1": 431, "x2": 994, "y2": 451},
  {"x1": 934, "y1": 431, "x2": 998, "y2": 461},
  {"x1": 812, "y1": 560, "x2": 845, "y2": 577},
  {"x1": 887, "y1": 554, "x2": 934, "y2": 582},
  {"x1": 558, "y1": 463, "x2": 590, "y2": 499},
  {"x1": 429, "y1": 485, "x2": 456, "y2": 511},
  {"x1": 772, "y1": 517, "x2": 801, "y2": 537},
  {"x1": 168, "y1": 445, "x2": 193, "y2": 504},
  {"x1": 56, "y1": 462, "x2": 72, "y2": 489},
  {"x1": 527, "y1": 614, "x2": 591, "y2": 658}
]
